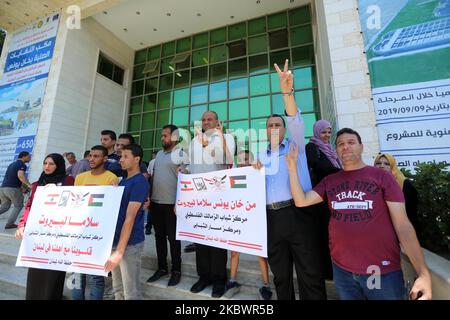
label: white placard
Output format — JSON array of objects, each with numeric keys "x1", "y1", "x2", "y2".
[
  {"x1": 176, "y1": 166, "x2": 267, "y2": 257},
  {"x1": 16, "y1": 186, "x2": 124, "y2": 276},
  {"x1": 377, "y1": 117, "x2": 450, "y2": 152}
]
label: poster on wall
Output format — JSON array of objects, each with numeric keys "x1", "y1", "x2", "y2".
[
  {"x1": 357, "y1": 0, "x2": 450, "y2": 171},
  {"x1": 0, "y1": 13, "x2": 60, "y2": 180}
]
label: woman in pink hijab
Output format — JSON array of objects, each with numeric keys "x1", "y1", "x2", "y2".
[
  {"x1": 306, "y1": 119, "x2": 342, "y2": 281},
  {"x1": 306, "y1": 119, "x2": 341, "y2": 186}
]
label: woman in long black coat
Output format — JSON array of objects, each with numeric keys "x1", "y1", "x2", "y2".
[{"x1": 305, "y1": 120, "x2": 341, "y2": 280}]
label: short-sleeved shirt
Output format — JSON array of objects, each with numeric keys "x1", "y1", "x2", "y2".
[
  {"x1": 113, "y1": 173, "x2": 149, "y2": 247},
  {"x1": 313, "y1": 166, "x2": 405, "y2": 275},
  {"x1": 122, "y1": 162, "x2": 148, "y2": 178},
  {"x1": 151, "y1": 148, "x2": 186, "y2": 204},
  {"x1": 1, "y1": 160, "x2": 27, "y2": 188},
  {"x1": 74, "y1": 170, "x2": 118, "y2": 186},
  {"x1": 147, "y1": 159, "x2": 156, "y2": 175},
  {"x1": 104, "y1": 153, "x2": 122, "y2": 177},
  {"x1": 70, "y1": 159, "x2": 91, "y2": 177}
]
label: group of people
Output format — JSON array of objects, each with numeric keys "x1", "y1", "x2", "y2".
[{"x1": 2, "y1": 59, "x2": 432, "y2": 300}]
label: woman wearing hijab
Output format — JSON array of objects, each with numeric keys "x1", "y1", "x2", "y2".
[
  {"x1": 306, "y1": 120, "x2": 342, "y2": 281},
  {"x1": 306, "y1": 120, "x2": 341, "y2": 186},
  {"x1": 15, "y1": 153, "x2": 74, "y2": 300},
  {"x1": 374, "y1": 153, "x2": 420, "y2": 237}
]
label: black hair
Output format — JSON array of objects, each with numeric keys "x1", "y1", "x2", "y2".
[
  {"x1": 162, "y1": 124, "x2": 179, "y2": 134},
  {"x1": 123, "y1": 144, "x2": 143, "y2": 164},
  {"x1": 83, "y1": 150, "x2": 90, "y2": 158},
  {"x1": 65, "y1": 152, "x2": 75, "y2": 158},
  {"x1": 335, "y1": 128, "x2": 362, "y2": 144},
  {"x1": 266, "y1": 114, "x2": 286, "y2": 128},
  {"x1": 18, "y1": 151, "x2": 30, "y2": 159},
  {"x1": 101, "y1": 130, "x2": 117, "y2": 141},
  {"x1": 90, "y1": 145, "x2": 108, "y2": 157},
  {"x1": 118, "y1": 133, "x2": 135, "y2": 144}
]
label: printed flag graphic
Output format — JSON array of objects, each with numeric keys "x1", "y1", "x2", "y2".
[
  {"x1": 88, "y1": 194, "x2": 105, "y2": 207},
  {"x1": 229, "y1": 175, "x2": 247, "y2": 188},
  {"x1": 181, "y1": 180, "x2": 194, "y2": 191},
  {"x1": 44, "y1": 193, "x2": 60, "y2": 205}
]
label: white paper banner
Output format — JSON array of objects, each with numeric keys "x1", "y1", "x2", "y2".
[
  {"x1": 377, "y1": 117, "x2": 450, "y2": 152},
  {"x1": 16, "y1": 186, "x2": 124, "y2": 276},
  {"x1": 176, "y1": 166, "x2": 267, "y2": 257}
]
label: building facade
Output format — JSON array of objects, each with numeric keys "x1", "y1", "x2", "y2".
[{"x1": 2, "y1": 0, "x2": 445, "y2": 182}]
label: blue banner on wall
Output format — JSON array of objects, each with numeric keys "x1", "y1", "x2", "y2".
[{"x1": 0, "y1": 13, "x2": 60, "y2": 180}]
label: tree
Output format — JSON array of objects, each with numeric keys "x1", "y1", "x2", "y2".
[{"x1": 0, "y1": 29, "x2": 6, "y2": 57}]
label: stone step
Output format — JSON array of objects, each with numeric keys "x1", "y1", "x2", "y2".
[
  {"x1": 0, "y1": 258, "x2": 263, "y2": 300},
  {"x1": 141, "y1": 268, "x2": 261, "y2": 300},
  {"x1": 0, "y1": 232, "x2": 274, "y2": 290},
  {"x1": 0, "y1": 232, "x2": 338, "y2": 300}
]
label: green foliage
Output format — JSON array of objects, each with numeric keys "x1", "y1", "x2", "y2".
[
  {"x1": 0, "y1": 29, "x2": 6, "y2": 57},
  {"x1": 412, "y1": 163, "x2": 450, "y2": 253}
]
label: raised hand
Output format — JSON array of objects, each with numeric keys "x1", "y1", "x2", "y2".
[
  {"x1": 195, "y1": 127, "x2": 208, "y2": 147},
  {"x1": 274, "y1": 59, "x2": 293, "y2": 94},
  {"x1": 285, "y1": 143, "x2": 299, "y2": 172},
  {"x1": 216, "y1": 121, "x2": 225, "y2": 137}
]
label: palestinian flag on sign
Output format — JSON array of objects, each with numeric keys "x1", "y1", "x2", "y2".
[
  {"x1": 88, "y1": 194, "x2": 105, "y2": 207},
  {"x1": 181, "y1": 180, "x2": 194, "y2": 191},
  {"x1": 229, "y1": 175, "x2": 247, "y2": 188}
]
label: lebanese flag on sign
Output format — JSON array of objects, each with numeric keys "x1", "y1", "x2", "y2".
[
  {"x1": 181, "y1": 180, "x2": 194, "y2": 191},
  {"x1": 44, "y1": 193, "x2": 60, "y2": 205}
]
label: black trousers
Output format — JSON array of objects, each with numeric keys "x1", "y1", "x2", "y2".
[
  {"x1": 313, "y1": 202, "x2": 333, "y2": 280},
  {"x1": 195, "y1": 243, "x2": 227, "y2": 285},
  {"x1": 26, "y1": 268, "x2": 66, "y2": 300},
  {"x1": 267, "y1": 205, "x2": 326, "y2": 300},
  {"x1": 151, "y1": 202, "x2": 181, "y2": 272}
]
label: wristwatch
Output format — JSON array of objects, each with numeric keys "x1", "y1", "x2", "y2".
[{"x1": 282, "y1": 87, "x2": 294, "y2": 96}]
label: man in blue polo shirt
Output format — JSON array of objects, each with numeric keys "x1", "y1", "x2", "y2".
[
  {"x1": 0, "y1": 152, "x2": 32, "y2": 229},
  {"x1": 104, "y1": 144, "x2": 149, "y2": 300}
]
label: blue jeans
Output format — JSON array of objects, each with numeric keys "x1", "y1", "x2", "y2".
[
  {"x1": 71, "y1": 273, "x2": 105, "y2": 300},
  {"x1": 332, "y1": 263, "x2": 406, "y2": 300}
]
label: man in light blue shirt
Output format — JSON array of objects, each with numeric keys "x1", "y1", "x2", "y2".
[{"x1": 255, "y1": 60, "x2": 326, "y2": 300}]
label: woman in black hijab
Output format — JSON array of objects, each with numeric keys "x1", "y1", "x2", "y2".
[{"x1": 16, "y1": 153, "x2": 74, "y2": 299}]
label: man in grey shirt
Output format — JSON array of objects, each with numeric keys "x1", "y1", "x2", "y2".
[
  {"x1": 146, "y1": 125, "x2": 186, "y2": 287},
  {"x1": 69, "y1": 150, "x2": 91, "y2": 177}
]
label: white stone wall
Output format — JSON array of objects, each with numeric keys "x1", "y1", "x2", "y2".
[
  {"x1": 28, "y1": 16, "x2": 133, "y2": 181},
  {"x1": 317, "y1": 0, "x2": 379, "y2": 164}
]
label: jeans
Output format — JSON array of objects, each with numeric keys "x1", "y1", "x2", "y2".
[
  {"x1": 0, "y1": 187, "x2": 24, "y2": 225},
  {"x1": 111, "y1": 242, "x2": 144, "y2": 300},
  {"x1": 71, "y1": 273, "x2": 105, "y2": 300},
  {"x1": 332, "y1": 263, "x2": 406, "y2": 300}
]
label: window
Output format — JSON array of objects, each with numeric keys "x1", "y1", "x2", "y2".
[
  {"x1": 128, "y1": 6, "x2": 319, "y2": 162},
  {"x1": 142, "y1": 60, "x2": 160, "y2": 75},
  {"x1": 228, "y1": 22, "x2": 246, "y2": 41},
  {"x1": 170, "y1": 53, "x2": 191, "y2": 70},
  {"x1": 193, "y1": 32, "x2": 208, "y2": 49},
  {"x1": 269, "y1": 29, "x2": 288, "y2": 50},
  {"x1": 229, "y1": 58, "x2": 247, "y2": 78},
  {"x1": 227, "y1": 40, "x2": 246, "y2": 59},
  {"x1": 97, "y1": 53, "x2": 124, "y2": 85},
  {"x1": 248, "y1": 35, "x2": 267, "y2": 55}
]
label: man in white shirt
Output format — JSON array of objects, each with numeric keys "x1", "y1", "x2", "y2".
[{"x1": 184, "y1": 111, "x2": 235, "y2": 298}]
